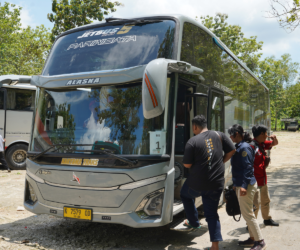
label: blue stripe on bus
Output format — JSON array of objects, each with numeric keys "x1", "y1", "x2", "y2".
[{"x1": 212, "y1": 37, "x2": 224, "y2": 51}]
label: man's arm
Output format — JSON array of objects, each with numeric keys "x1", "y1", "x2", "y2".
[
  {"x1": 182, "y1": 142, "x2": 194, "y2": 169},
  {"x1": 223, "y1": 149, "x2": 236, "y2": 163},
  {"x1": 268, "y1": 134, "x2": 278, "y2": 147}
]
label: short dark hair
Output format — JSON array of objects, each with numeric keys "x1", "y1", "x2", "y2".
[
  {"x1": 192, "y1": 115, "x2": 207, "y2": 129},
  {"x1": 252, "y1": 125, "x2": 268, "y2": 138}
]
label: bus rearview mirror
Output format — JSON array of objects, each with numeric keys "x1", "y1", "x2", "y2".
[{"x1": 142, "y1": 59, "x2": 204, "y2": 119}]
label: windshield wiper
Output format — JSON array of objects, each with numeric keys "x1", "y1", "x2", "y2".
[
  {"x1": 69, "y1": 148, "x2": 137, "y2": 166},
  {"x1": 105, "y1": 18, "x2": 162, "y2": 26},
  {"x1": 31, "y1": 144, "x2": 137, "y2": 166}
]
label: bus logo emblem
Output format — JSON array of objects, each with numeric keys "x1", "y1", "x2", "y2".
[{"x1": 71, "y1": 172, "x2": 80, "y2": 184}]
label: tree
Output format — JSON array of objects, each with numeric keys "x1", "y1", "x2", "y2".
[
  {"x1": 88, "y1": 85, "x2": 142, "y2": 154},
  {"x1": 0, "y1": 2, "x2": 21, "y2": 74},
  {"x1": 285, "y1": 81, "x2": 300, "y2": 118},
  {"x1": 268, "y1": 0, "x2": 300, "y2": 31},
  {"x1": 0, "y1": 2, "x2": 51, "y2": 75},
  {"x1": 47, "y1": 0, "x2": 121, "y2": 42},
  {"x1": 198, "y1": 13, "x2": 264, "y2": 72},
  {"x1": 258, "y1": 54, "x2": 299, "y2": 130}
]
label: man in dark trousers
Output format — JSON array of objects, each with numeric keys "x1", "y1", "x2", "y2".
[
  {"x1": 0, "y1": 134, "x2": 10, "y2": 172},
  {"x1": 180, "y1": 115, "x2": 235, "y2": 250},
  {"x1": 252, "y1": 125, "x2": 279, "y2": 226}
]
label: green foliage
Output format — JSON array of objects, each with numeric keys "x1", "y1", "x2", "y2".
[
  {"x1": 0, "y1": 2, "x2": 51, "y2": 75},
  {"x1": 269, "y1": 0, "x2": 300, "y2": 31},
  {"x1": 88, "y1": 86, "x2": 141, "y2": 154},
  {"x1": 47, "y1": 0, "x2": 121, "y2": 42},
  {"x1": 258, "y1": 54, "x2": 299, "y2": 130},
  {"x1": 198, "y1": 13, "x2": 263, "y2": 72},
  {"x1": 285, "y1": 82, "x2": 300, "y2": 118}
]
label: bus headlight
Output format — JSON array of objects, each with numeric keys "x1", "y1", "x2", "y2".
[{"x1": 135, "y1": 189, "x2": 164, "y2": 219}]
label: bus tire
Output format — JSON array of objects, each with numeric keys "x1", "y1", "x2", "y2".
[{"x1": 6, "y1": 144, "x2": 28, "y2": 170}]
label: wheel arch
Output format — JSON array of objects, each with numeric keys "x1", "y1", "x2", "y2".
[{"x1": 5, "y1": 140, "x2": 29, "y2": 155}]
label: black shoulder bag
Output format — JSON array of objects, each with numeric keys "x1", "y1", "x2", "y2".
[
  {"x1": 215, "y1": 131, "x2": 241, "y2": 221},
  {"x1": 224, "y1": 188, "x2": 241, "y2": 222}
]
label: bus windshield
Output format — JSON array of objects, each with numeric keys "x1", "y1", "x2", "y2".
[
  {"x1": 31, "y1": 84, "x2": 168, "y2": 155},
  {"x1": 43, "y1": 20, "x2": 176, "y2": 76}
]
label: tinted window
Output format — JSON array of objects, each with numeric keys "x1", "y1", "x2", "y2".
[
  {"x1": 180, "y1": 22, "x2": 270, "y2": 133},
  {"x1": 6, "y1": 89, "x2": 35, "y2": 111},
  {"x1": 43, "y1": 20, "x2": 176, "y2": 76},
  {"x1": 181, "y1": 22, "x2": 224, "y2": 84}
]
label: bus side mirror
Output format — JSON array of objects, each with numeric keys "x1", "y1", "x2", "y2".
[{"x1": 142, "y1": 59, "x2": 203, "y2": 119}]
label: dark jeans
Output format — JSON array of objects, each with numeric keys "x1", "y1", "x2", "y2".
[
  {"x1": 180, "y1": 181, "x2": 223, "y2": 242},
  {"x1": 0, "y1": 152, "x2": 9, "y2": 170}
]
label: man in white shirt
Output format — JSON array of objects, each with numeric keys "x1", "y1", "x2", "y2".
[{"x1": 0, "y1": 135, "x2": 10, "y2": 172}]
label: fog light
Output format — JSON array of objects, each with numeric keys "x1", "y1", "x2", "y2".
[
  {"x1": 135, "y1": 189, "x2": 164, "y2": 219},
  {"x1": 25, "y1": 180, "x2": 38, "y2": 205},
  {"x1": 29, "y1": 183, "x2": 37, "y2": 203}
]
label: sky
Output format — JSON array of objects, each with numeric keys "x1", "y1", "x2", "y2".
[{"x1": 6, "y1": 0, "x2": 300, "y2": 66}]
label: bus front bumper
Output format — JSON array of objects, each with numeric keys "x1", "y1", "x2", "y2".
[{"x1": 24, "y1": 168, "x2": 175, "y2": 228}]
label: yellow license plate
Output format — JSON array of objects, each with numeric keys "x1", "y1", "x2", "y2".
[
  {"x1": 61, "y1": 158, "x2": 82, "y2": 165},
  {"x1": 63, "y1": 207, "x2": 92, "y2": 221}
]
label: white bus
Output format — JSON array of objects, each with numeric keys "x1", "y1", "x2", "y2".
[
  {"x1": 0, "y1": 75, "x2": 35, "y2": 170},
  {"x1": 23, "y1": 15, "x2": 270, "y2": 227}
]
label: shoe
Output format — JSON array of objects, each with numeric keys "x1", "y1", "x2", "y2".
[
  {"x1": 7, "y1": 169, "x2": 11, "y2": 173},
  {"x1": 264, "y1": 219, "x2": 279, "y2": 226},
  {"x1": 250, "y1": 239, "x2": 267, "y2": 250},
  {"x1": 238, "y1": 238, "x2": 255, "y2": 247}
]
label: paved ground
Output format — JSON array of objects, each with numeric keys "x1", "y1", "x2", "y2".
[{"x1": 0, "y1": 131, "x2": 299, "y2": 250}]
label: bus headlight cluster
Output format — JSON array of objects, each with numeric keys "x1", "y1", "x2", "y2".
[{"x1": 135, "y1": 189, "x2": 164, "y2": 219}]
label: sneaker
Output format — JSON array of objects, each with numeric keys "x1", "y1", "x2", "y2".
[
  {"x1": 264, "y1": 219, "x2": 279, "y2": 226},
  {"x1": 250, "y1": 239, "x2": 267, "y2": 250},
  {"x1": 238, "y1": 238, "x2": 255, "y2": 247}
]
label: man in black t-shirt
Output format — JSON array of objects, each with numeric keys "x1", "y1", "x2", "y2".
[{"x1": 180, "y1": 115, "x2": 235, "y2": 250}]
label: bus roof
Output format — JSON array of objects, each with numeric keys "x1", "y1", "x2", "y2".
[
  {"x1": 2, "y1": 83, "x2": 36, "y2": 90},
  {"x1": 0, "y1": 75, "x2": 32, "y2": 88},
  {"x1": 55, "y1": 14, "x2": 268, "y2": 92}
]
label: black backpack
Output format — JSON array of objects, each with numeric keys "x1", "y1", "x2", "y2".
[{"x1": 224, "y1": 188, "x2": 241, "y2": 222}]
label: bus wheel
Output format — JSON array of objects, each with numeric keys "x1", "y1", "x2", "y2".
[{"x1": 6, "y1": 144, "x2": 28, "y2": 170}]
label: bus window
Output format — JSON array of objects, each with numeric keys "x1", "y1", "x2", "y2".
[
  {"x1": 6, "y1": 89, "x2": 35, "y2": 111},
  {"x1": 210, "y1": 91, "x2": 224, "y2": 132},
  {"x1": 43, "y1": 20, "x2": 176, "y2": 76}
]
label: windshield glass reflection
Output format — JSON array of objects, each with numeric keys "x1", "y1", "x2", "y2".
[
  {"x1": 31, "y1": 84, "x2": 166, "y2": 155},
  {"x1": 43, "y1": 20, "x2": 175, "y2": 76}
]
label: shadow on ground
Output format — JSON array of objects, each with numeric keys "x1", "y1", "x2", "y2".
[{"x1": 0, "y1": 213, "x2": 209, "y2": 250}]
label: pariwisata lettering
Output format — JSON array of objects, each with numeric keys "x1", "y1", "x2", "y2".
[{"x1": 67, "y1": 36, "x2": 136, "y2": 50}]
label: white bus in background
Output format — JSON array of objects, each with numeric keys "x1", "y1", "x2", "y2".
[{"x1": 0, "y1": 75, "x2": 35, "y2": 170}]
